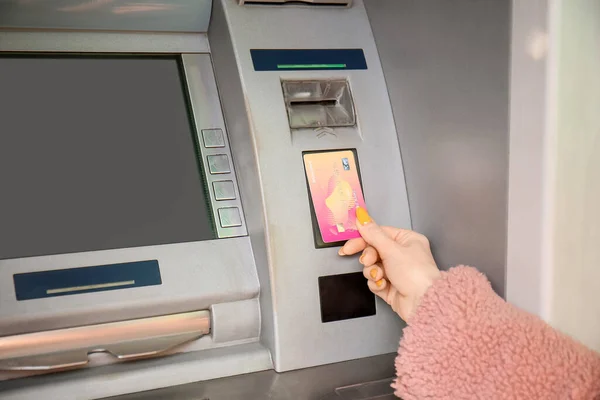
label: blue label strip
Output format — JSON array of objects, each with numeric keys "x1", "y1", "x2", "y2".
[
  {"x1": 13, "y1": 260, "x2": 162, "y2": 301},
  {"x1": 250, "y1": 49, "x2": 368, "y2": 71}
]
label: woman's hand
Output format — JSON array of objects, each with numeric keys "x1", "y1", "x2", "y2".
[{"x1": 339, "y1": 207, "x2": 441, "y2": 321}]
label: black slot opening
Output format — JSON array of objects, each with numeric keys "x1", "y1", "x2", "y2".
[
  {"x1": 318, "y1": 272, "x2": 376, "y2": 323},
  {"x1": 290, "y1": 99, "x2": 338, "y2": 107}
]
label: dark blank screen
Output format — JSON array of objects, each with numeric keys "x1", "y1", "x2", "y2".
[{"x1": 0, "y1": 56, "x2": 214, "y2": 260}]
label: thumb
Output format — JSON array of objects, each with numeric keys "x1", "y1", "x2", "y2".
[{"x1": 355, "y1": 207, "x2": 396, "y2": 257}]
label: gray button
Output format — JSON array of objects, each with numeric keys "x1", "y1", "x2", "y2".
[
  {"x1": 213, "y1": 180, "x2": 236, "y2": 201},
  {"x1": 202, "y1": 129, "x2": 225, "y2": 148},
  {"x1": 207, "y1": 154, "x2": 231, "y2": 174},
  {"x1": 218, "y1": 207, "x2": 242, "y2": 228}
]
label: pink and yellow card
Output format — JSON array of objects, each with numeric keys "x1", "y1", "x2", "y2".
[{"x1": 303, "y1": 150, "x2": 366, "y2": 243}]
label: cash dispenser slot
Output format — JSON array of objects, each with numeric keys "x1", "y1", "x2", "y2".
[{"x1": 0, "y1": 311, "x2": 210, "y2": 371}]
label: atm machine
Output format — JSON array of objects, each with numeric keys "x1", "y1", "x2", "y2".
[{"x1": 0, "y1": 0, "x2": 510, "y2": 399}]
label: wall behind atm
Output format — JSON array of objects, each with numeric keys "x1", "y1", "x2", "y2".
[
  {"x1": 550, "y1": 0, "x2": 600, "y2": 352},
  {"x1": 364, "y1": 0, "x2": 510, "y2": 296}
]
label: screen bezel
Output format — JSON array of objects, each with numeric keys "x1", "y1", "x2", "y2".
[{"x1": 0, "y1": 41, "x2": 253, "y2": 337}]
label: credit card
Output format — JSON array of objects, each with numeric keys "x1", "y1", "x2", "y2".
[{"x1": 303, "y1": 150, "x2": 366, "y2": 243}]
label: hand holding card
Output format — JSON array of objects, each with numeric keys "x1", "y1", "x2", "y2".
[{"x1": 303, "y1": 150, "x2": 366, "y2": 243}]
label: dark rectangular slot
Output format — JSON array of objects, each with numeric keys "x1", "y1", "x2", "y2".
[
  {"x1": 318, "y1": 272, "x2": 376, "y2": 323},
  {"x1": 13, "y1": 260, "x2": 162, "y2": 301},
  {"x1": 290, "y1": 99, "x2": 338, "y2": 107}
]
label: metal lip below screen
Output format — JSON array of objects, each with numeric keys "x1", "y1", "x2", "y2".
[{"x1": 0, "y1": 310, "x2": 210, "y2": 372}]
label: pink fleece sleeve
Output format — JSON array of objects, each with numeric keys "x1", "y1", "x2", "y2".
[{"x1": 393, "y1": 266, "x2": 600, "y2": 399}]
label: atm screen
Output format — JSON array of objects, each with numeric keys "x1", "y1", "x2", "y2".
[{"x1": 0, "y1": 55, "x2": 215, "y2": 260}]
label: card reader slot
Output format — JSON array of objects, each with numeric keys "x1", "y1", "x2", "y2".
[
  {"x1": 289, "y1": 99, "x2": 338, "y2": 107},
  {"x1": 0, "y1": 310, "x2": 210, "y2": 371},
  {"x1": 303, "y1": 149, "x2": 365, "y2": 248},
  {"x1": 282, "y1": 80, "x2": 356, "y2": 129}
]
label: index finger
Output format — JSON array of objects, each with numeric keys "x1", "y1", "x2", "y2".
[
  {"x1": 338, "y1": 226, "x2": 412, "y2": 256},
  {"x1": 338, "y1": 237, "x2": 367, "y2": 255}
]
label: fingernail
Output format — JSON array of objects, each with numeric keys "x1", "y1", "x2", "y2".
[
  {"x1": 359, "y1": 254, "x2": 365, "y2": 264},
  {"x1": 370, "y1": 269, "x2": 377, "y2": 279},
  {"x1": 376, "y1": 279, "x2": 384, "y2": 287},
  {"x1": 338, "y1": 248, "x2": 346, "y2": 256},
  {"x1": 356, "y1": 206, "x2": 372, "y2": 226}
]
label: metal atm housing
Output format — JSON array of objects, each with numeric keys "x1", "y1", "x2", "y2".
[{"x1": 0, "y1": 0, "x2": 510, "y2": 398}]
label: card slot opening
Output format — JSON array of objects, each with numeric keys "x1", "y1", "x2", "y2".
[
  {"x1": 289, "y1": 99, "x2": 338, "y2": 107},
  {"x1": 301, "y1": 149, "x2": 365, "y2": 249}
]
